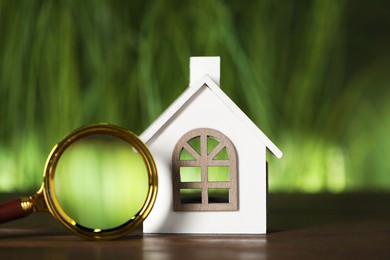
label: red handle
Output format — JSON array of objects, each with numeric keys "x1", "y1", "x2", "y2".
[{"x1": 0, "y1": 198, "x2": 31, "y2": 223}]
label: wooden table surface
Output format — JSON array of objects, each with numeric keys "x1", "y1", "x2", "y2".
[{"x1": 1, "y1": 193, "x2": 389, "y2": 259}]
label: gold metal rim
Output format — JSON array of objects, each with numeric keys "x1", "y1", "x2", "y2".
[{"x1": 42, "y1": 123, "x2": 158, "y2": 240}]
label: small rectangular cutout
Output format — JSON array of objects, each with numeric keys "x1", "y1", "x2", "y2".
[
  {"x1": 208, "y1": 166, "x2": 229, "y2": 182},
  {"x1": 180, "y1": 167, "x2": 201, "y2": 182},
  {"x1": 180, "y1": 189, "x2": 202, "y2": 204},
  {"x1": 208, "y1": 188, "x2": 229, "y2": 203}
]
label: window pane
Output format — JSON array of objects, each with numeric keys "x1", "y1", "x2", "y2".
[
  {"x1": 213, "y1": 147, "x2": 229, "y2": 160},
  {"x1": 208, "y1": 188, "x2": 229, "y2": 203},
  {"x1": 207, "y1": 136, "x2": 220, "y2": 154},
  {"x1": 180, "y1": 189, "x2": 202, "y2": 204},
  {"x1": 208, "y1": 166, "x2": 229, "y2": 182},
  {"x1": 180, "y1": 167, "x2": 201, "y2": 182},
  {"x1": 187, "y1": 137, "x2": 201, "y2": 155},
  {"x1": 179, "y1": 148, "x2": 195, "y2": 161}
]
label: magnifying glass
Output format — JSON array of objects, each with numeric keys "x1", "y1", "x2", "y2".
[{"x1": 0, "y1": 124, "x2": 158, "y2": 240}]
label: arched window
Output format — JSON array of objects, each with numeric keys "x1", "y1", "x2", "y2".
[{"x1": 172, "y1": 128, "x2": 238, "y2": 211}]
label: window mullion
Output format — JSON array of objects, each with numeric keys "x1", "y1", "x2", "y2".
[
  {"x1": 201, "y1": 133, "x2": 208, "y2": 206},
  {"x1": 208, "y1": 142, "x2": 224, "y2": 160},
  {"x1": 201, "y1": 164, "x2": 208, "y2": 206},
  {"x1": 207, "y1": 160, "x2": 230, "y2": 166}
]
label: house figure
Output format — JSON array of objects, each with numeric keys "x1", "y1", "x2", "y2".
[{"x1": 141, "y1": 57, "x2": 282, "y2": 234}]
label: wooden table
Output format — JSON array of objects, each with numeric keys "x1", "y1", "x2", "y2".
[{"x1": 1, "y1": 193, "x2": 389, "y2": 259}]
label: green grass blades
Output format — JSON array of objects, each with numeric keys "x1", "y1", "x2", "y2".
[{"x1": 1, "y1": 0, "x2": 390, "y2": 193}]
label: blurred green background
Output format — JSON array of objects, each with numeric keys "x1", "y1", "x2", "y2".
[{"x1": 0, "y1": 0, "x2": 389, "y2": 193}]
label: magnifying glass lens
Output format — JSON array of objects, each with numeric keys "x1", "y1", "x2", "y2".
[{"x1": 54, "y1": 134, "x2": 149, "y2": 230}]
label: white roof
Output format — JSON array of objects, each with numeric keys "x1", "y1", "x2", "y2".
[{"x1": 140, "y1": 76, "x2": 283, "y2": 159}]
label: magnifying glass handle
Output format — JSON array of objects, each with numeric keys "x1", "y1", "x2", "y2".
[{"x1": 0, "y1": 197, "x2": 34, "y2": 223}]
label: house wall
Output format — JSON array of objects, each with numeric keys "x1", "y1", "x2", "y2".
[{"x1": 143, "y1": 85, "x2": 267, "y2": 234}]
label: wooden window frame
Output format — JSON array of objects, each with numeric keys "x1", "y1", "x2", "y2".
[{"x1": 172, "y1": 128, "x2": 238, "y2": 211}]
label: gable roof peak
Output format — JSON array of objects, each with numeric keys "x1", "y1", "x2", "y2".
[{"x1": 140, "y1": 57, "x2": 283, "y2": 159}]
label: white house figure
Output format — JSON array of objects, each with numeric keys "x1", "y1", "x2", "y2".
[{"x1": 141, "y1": 57, "x2": 282, "y2": 234}]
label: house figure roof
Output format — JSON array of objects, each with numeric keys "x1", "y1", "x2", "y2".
[{"x1": 140, "y1": 57, "x2": 282, "y2": 159}]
